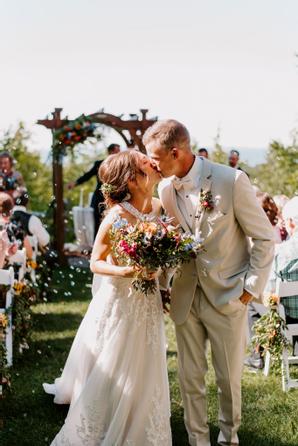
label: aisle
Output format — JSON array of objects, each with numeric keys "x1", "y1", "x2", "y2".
[{"x1": 1, "y1": 265, "x2": 298, "y2": 445}]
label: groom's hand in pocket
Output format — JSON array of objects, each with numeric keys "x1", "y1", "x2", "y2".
[
  {"x1": 239, "y1": 290, "x2": 253, "y2": 305},
  {"x1": 160, "y1": 289, "x2": 171, "y2": 314}
]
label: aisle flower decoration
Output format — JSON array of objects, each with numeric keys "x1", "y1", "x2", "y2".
[
  {"x1": 13, "y1": 280, "x2": 38, "y2": 354},
  {"x1": 110, "y1": 216, "x2": 203, "y2": 295},
  {"x1": 251, "y1": 294, "x2": 290, "y2": 369},
  {"x1": 0, "y1": 311, "x2": 11, "y2": 394}
]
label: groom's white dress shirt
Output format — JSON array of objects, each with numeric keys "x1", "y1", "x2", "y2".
[{"x1": 172, "y1": 156, "x2": 202, "y2": 230}]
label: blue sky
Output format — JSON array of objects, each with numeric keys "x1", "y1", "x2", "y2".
[{"x1": 1, "y1": 0, "x2": 297, "y2": 161}]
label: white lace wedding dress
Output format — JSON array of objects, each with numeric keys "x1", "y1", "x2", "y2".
[{"x1": 47, "y1": 203, "x2": 172, "y2": 446}]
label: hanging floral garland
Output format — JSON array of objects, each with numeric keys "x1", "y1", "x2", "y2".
[{"x1": 53, "y1": 115, "x2": 101, "y2": 155}]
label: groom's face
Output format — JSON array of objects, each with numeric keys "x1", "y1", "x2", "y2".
[{"x1": 146, "y1": 143, "x2": 177, "y2": 178}]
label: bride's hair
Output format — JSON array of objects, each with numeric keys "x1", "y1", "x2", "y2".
[{"x1": 99, "y1": 150, "x2": 145, "y2": 208}]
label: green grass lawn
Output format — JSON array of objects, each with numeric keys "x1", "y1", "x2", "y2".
[{"x1": 1, "y1": 265, "x2": 298, "y2": 446}]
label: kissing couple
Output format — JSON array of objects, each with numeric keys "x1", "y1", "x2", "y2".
[{"x1": 44, "y1": 120, "x2": 274, "y2": 446}]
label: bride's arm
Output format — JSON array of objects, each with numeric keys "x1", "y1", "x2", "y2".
[{"x1": 90, "y1": 212, "x2": 135, "y2": 277}]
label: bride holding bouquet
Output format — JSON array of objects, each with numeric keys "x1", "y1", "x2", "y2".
[{"x1": 46, "y1": 150, "x2": 200, "y2": 446}]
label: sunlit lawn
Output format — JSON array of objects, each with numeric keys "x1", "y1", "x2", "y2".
[{"x1": 1, "y1": 265, "x2": 298, "y2": 445}]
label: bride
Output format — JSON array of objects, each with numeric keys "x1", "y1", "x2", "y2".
[{"x1": 47, "y1": 150, "x2": 172, "y2": 445}]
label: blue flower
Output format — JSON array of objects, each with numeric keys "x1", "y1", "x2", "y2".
[{"x1": 113, "y1": 217, "x2": 128, "y2": 229}]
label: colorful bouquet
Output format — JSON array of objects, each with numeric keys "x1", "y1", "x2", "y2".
[{"x1": 110, "y1": 216, "x2": 203, "y2": 295}]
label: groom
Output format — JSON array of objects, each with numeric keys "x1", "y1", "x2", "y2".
[{"x1": 143, "y1": 120, "x2": 274, "y2": 446}]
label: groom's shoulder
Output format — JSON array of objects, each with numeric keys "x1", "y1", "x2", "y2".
[{"x1": 208, "y1": 160, "x2": 239, "y2": 183}]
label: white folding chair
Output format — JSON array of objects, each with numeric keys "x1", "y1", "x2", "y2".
[
  {"x1": 28, "y1": 235, "x2": 38, "y2": 282},
  {"x1": 264, "y1": 279, "x2": 298, "y2": 391},
  {"x1": 0, "y1": 266, "x2": 15, "y2": 369},
  {"x1": 8, "y1": 248, "x2": 26, "y2": 281}
]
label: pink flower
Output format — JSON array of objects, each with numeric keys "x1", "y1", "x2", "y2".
[{"x1": 119, "y1": 240, "x2": 138, "y2": 257}]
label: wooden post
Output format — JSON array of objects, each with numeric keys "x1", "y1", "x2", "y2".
[
  {"x1": 52, "y1": 148, "x2": 66, "y2": 264},
  {"x1": 37, "y1": 109, "x2": 67, "y2": 265}
]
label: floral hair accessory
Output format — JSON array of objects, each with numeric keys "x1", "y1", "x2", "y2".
[
  {"x1": 200, "y1": 189, "x2": 214, "y2": 211},
  {"x1": 101, "y1": 183, "x2": 116, "y2": 195}
]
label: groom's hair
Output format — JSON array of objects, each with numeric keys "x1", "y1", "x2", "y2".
[{"x1": 143, "y1": 119, "x2": 190, "y2": 151}]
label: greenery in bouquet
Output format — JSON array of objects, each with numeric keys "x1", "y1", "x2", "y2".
[
  {"x1": 251, "y1": 294, "x2": 290, "y2": 370},
  {"x1": 110, "y1": 216, "x2": 203, "y2": 295}
]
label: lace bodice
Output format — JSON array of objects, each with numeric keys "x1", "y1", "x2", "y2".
[{"x1": 121, "y1": 201, "x2": 158, "y2": 222}]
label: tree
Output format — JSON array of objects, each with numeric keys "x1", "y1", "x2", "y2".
[
  {"x1": 211, "y1": 127, "x2": 228, "y2": 164},
  {"x1": 251, "y1": 136, "x2": 298, "y2": 197}
]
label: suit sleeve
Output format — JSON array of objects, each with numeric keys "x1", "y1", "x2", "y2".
[
  {"x1": 75, "y1": 161, "x2": 99, "y2": 186},
  {"x1": 233, "y1": 171, "x2": 275, "y2": 299}
]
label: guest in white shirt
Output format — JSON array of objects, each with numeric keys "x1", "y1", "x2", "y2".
[{"x1": 12, "y1": 188, "x2": 50, "y2": 248}]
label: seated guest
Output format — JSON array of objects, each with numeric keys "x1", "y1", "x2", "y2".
[
  {"x1": 198, "y1": 147, "x2": 208, "y2": 158},
  {"x1": 257, "y1": 193, "x2": 282, "y2": 243},
  {"x1": 0, "y1": 151, "x2": 24, "y2": 197},
  {"x1": 12, "y1": 188, "x2": 50, "y2": 249},
  {"x1": 0, "y1": 192, "x2": 32, "y2": 259},
  {"x1": 273, "y1": 194, "x2": 289, "y2": 241},
  {"x1": 268, "y1": 196, "x2": 298, "y2": 326}
]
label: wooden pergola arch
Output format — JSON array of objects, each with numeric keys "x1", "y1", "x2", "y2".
[{"x1": 37, "y1": 108, "x2": 158, "y2": 263}]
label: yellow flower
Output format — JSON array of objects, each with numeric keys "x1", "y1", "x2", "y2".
[
  {"x1": 27, "y1": 260, "x2": 38, "y2": 270},
  {"x1": 269, "y1": 294, "x2": 279, "y2": 306},
  {"x1": 14, "y1": 282, "x2": 25, "y2": 295},
  {"x1": 139, "y1": 222, "x2": 158, "y2": 234},
  {"x1": 0, "y1": 313, "x2": 9, "y2": 328}
]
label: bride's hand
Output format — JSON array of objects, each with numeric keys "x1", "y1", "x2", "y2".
[
  {"x1": 120, "y1": 265, "x2": 139, "y2": 278},
  {"x1": 138, "y1": 267, "x2": 160, "y2": 281}
]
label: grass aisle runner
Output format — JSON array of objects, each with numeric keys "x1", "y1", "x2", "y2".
[{"x1": 1, "y1": 266, "x2": 298, "y2": 445}]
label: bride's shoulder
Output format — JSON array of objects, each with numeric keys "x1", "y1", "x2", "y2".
[
  {"x1": 98, "y1": 205, "x2": 126, "y2": 229},
  {"x1": 103, "y1": 205, "x2": 127, "y2": 223},
  {"x1": 152, "y1": 197, "x2": 162, "y2": 215}
]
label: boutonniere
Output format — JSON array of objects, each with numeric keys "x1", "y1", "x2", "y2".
[{"x1": 200, "y1": 189, "x2": 214, "y2": 211}]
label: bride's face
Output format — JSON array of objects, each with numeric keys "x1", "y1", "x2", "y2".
[{"x1": 136, "y1": 154, "x2": 162, "y2": 187}]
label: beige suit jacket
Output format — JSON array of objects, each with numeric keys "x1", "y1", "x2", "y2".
[{"x1": 158, "y1": 157, "x2": 275, "y2": 325}]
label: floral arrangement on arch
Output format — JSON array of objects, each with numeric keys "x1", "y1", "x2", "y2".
[{"x1": 53, "y1": 115, "x2": 101, "y2": 154}]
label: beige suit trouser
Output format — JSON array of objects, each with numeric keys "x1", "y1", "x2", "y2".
[{"x1": 175, "y1": 286, "x2": 247, "y2": 446}]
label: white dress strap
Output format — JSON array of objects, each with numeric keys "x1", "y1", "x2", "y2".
[{"x1": 120, "y1": 201, "x2": 157, "y2": 222}]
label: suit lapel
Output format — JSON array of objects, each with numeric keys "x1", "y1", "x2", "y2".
[
  {"x1": 168, "y1": 183, "x2": 191, "y2": 232},
  {"x1": 194, "y1": 158, "x2": 213, "y2": 237}
]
